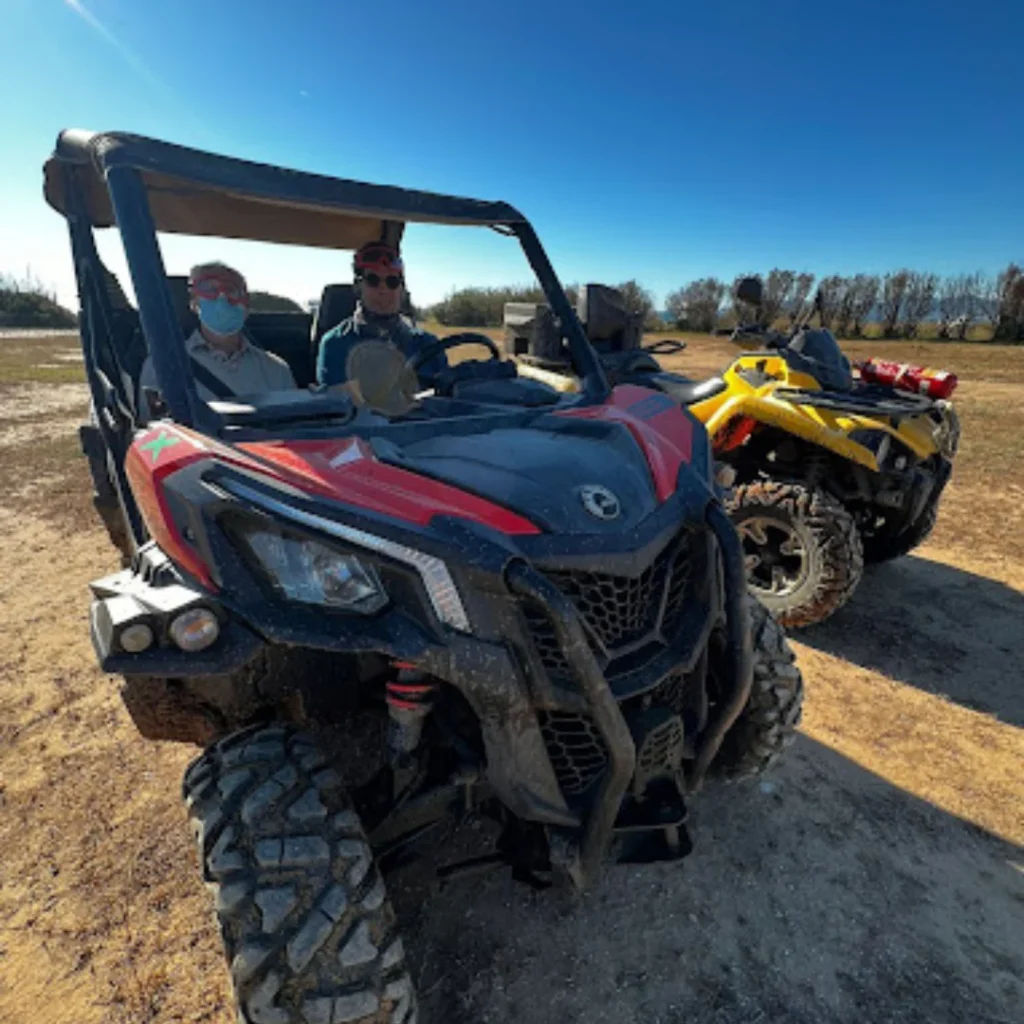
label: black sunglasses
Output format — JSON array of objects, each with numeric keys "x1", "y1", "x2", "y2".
[{"x1": 363, "y1": 273, "x2": 403, "y2": 290}]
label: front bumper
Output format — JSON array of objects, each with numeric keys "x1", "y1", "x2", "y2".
[{"x1": 89, "y1": 471, "x2": 746, "y2": 885}]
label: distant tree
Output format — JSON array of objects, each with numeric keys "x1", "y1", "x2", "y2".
[
  {"x1": 976, "y1": 273, "x2": 1003, "y2": 338},
  {"x1": 615, "y1": 279, "x2": 659, "y2": 330},
  {"x1": 787, "y1": 272, "x2": 816, "y2": 326},
  {"x1": 816, "y1": 275, "x2": 846, "y2": 331},
  {"x1": 937, "y1": 275, "x2": 964, "y2": 339},
  {"x1": 834, "y1": 281, "x2": 856, "y2": 336},
  {"x1": 900, "y1": 271, "x2": 938, "y2": 338},
  {"x1": 249, "y1": 291, "x2": 303, "y2": 312},
  {"x1": 760, "y1": 269, "x2": 796, "y2": 328},
  {"x1": 666, "y1": 277, "x2": 726, "y2": 332},
  {"x1": 879, "y1": 270, "x2": 911, "y2": 338},
  {"x1": 936, "y1": 273, "x2": 983, "y2": 340},
  {"x1": 962, "y1": 273, "x2": 990, "y2": 340},
  {"x1": 993, "y1": 263, "x2": 1024, "y2": 341},
  {"x1": 664, "y1": 288, "x2": 685, "y2": 326},
  {"x1": 845, "y1": 275, "x2": 880, "y2": 338},
  {"x1": 725, "y1": 270, "x2": 815, "y2": 330}
]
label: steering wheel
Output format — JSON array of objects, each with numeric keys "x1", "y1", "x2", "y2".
[{"x1": 405, "y1": 331, "x2": 503, "y2": 378}]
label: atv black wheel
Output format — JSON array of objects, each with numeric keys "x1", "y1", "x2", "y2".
[
  {"x1": 183, "y1": 724, "x2": 417, "y2": 1024},
  {"x1": 713, "y1": 598, "x2": 804, "y2": 780},
  {"x1": 728, "y1": 480, "x2": 863, "y2": 628},
  {"x1": 861, "y1": 500, "x2": 938, "y2": 564}
]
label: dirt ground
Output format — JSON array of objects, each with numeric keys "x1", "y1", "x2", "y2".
[{"x1": 0, "y1": 334, "x2": 1021, "y2": 1024}]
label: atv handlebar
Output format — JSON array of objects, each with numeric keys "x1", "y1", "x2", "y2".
[
  {"x1": 729, "y1": 323, "x2": 788, "y2": 349},
  {"x1": 644, "y1": 339, "x2": 688, "y2": 356}
]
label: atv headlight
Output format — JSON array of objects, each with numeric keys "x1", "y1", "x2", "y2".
[
  {"x1": 237, "y1": 524, "x2": 388, "y2": 614},
  {"x1": 220, "y1": 479, "x2": 470, "y2": 631},
  {"x1": 848, "y1": 429, "x2": 892, "y2": 467}
]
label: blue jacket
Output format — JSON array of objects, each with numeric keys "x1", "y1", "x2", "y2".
[{"x1": 316, "y1": 307, "x2": 447, "y2": 388}]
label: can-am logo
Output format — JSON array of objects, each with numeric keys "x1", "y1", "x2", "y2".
[{"x1": 579, "y1": 485, "x2": 621, "y2": 521}]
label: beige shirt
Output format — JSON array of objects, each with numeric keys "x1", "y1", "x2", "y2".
[{"x1": 137, "y1": 328, "x2": 297, "y2": 420}]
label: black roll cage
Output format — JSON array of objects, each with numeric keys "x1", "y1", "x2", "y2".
[{"x1": 45, "y1": 129, "x2": 610, "y2": 440}]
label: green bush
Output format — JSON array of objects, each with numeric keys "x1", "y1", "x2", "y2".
[
  {"x1": 429, "y1": 285, "x2": 548, "y2": 326},
  {"x1": 248, "y1": 290, "x2": 303, "y2": 313},
  {"x1": 0, "y1": 273, "x2": 77, "y2": 328}
]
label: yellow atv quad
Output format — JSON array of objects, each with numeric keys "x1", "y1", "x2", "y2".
[{"x1": 508, "y1": 281, "x2": 960, "y2": 628}]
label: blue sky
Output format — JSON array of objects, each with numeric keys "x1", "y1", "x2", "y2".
[{"x1": 1, "y1": 0, "x2": 1021, "y2": 311}]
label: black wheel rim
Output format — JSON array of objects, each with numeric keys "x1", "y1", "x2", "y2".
[{"x1": 737, "y1": 517, "x2": 808, "y2": 597}]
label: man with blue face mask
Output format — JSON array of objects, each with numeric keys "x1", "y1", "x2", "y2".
[{"x1": 137, "y1": 262, "x2": 296, "y2": 420}]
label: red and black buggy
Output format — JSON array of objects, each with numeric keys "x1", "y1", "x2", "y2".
[{"x1": 46, "y1": 130, "x2": 803, "y2": 1024}]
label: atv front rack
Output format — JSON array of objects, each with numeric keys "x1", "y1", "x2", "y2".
[{"x1": 772, "y1": 385, "x2": 936, "y2": 420}]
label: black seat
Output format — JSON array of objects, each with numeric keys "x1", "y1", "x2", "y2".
[
  {"x1": 656, "y1": 374, "x2": 729, "y2": 405},
  {"x1": 247, "y1": 312, "x2": 315, "y2": 387},
  {"x1": 167, "y1": 275, "x2": 198, "y2": 336},
  {"x1": 309, "y1": 283, "x2": 359, "y2": 382},
  {"x1": 312, "y1": 284, "x2": 358, "y2": 347}
]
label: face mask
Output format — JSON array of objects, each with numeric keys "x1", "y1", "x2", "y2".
[{"x1": 198, "y1": 295, "x2": 247, "y2": 337}]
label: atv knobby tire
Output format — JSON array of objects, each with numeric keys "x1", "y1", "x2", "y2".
[
  {"x1": 861, "y1": 500, "x2": 938, "y2": 564},
  {"x1": 728, "y1": 480, "x2": 863, "y2": 628},
  {"x1": 713, "y1": 598, "x2": 804, "y2": 780},
  {"x1": 183, "y1": 724, "x2": 417, "y2": 1024}
]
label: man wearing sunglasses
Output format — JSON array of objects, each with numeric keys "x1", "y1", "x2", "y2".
[
  {"x1": 316, "y1": 242, "x2": 446, "y2": 389},
  {"x1": 137, "y1": 261, "x2": 296, "y2": 420}
]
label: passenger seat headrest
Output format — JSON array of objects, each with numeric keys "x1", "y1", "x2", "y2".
[
  {"x1": 166, "y1": 275, "x2": 197, "y2": 335},
  {"x1": 313, "y1": 284, "x2": 359, "y2": 345}
]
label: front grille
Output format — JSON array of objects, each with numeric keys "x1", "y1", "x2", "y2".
[
  {"x1": 524, "y1": 530, "x2": 692, "y2": 685},
  {"x1": 525, "y1": 530, "x2": 699, "y2": 802},
  {"x1": 647, "y1": 669, "x2": 687, "y2": 714},
  {"x1": 661, "y1": 541, "x2": 692, "y2": 637},
  {"x1": 521, "y1": 603, "x2": 573, "y2": 682},
  {"x1": 538, "y1": 710, "x2": 608, "y2": 796},
  {"x1": 546, "y1": 537, "x2": 681, "y2": 650}
]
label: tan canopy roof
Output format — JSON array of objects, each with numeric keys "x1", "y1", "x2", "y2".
[{"x1": 44, "y1": 130, "x2": 525, "y2": 251}]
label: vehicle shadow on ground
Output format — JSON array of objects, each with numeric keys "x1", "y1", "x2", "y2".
[
  {"x1": 795, "y1": 555, "x2": 1024, "y2": 727},
  {"x1": 389, "y1": 736, "x2": 1023, "y2": 1024}
]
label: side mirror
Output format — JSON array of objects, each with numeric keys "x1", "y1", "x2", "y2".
[{"x1": 735, "y1": 276, "x2": 763, "y2": 307}]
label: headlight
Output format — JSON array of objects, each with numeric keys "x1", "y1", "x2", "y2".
[
  {"x1": 219, "y1": 479, "x2": 470, "y2": 632},
  {"x1": 119, "y1": 622, "x2": 155, "y2": 653},
  {"x1": 236, "y1": 523, "x2": 388, "y2": 614},
  {"x1": 848, "y1": 429, "x2": 892, "y2": 467},
  {"x1": 170, "y1": 607, "x2": 222, "y2": 651}
]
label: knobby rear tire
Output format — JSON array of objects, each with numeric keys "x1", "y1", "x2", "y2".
[{"x1": 728, "y1": 480, "x2": 863, "y2": 628}]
